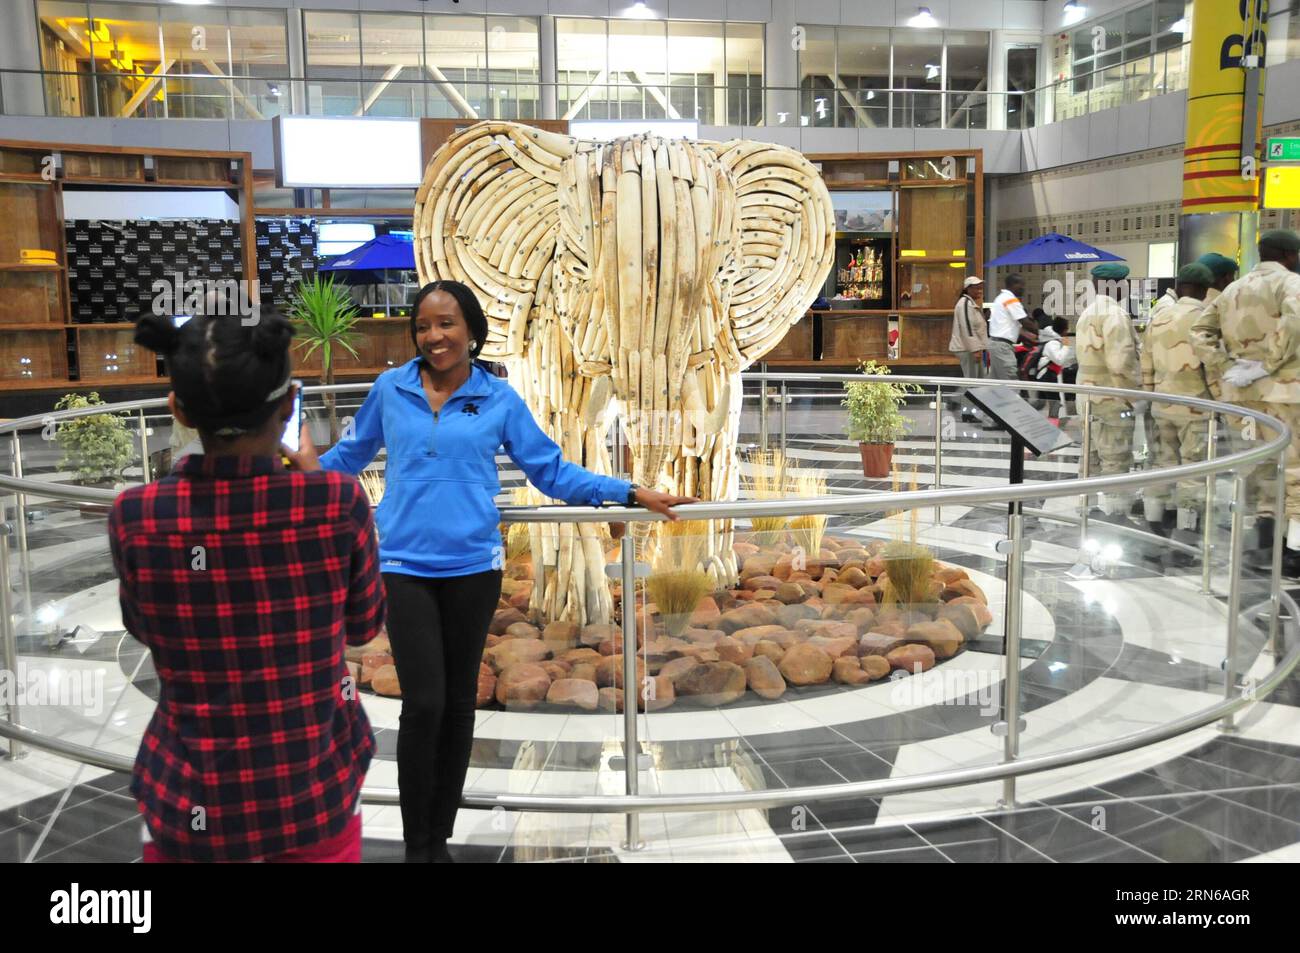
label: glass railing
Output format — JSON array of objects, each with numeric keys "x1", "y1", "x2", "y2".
[
  {"x1": 1040, "y1": 42, "x2": 1191, "y2": 123},
  {"x1": 0, "y1": 373, "x2": 1295, "y2": 857}
]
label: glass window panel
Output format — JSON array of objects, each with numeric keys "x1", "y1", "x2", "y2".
[
  {"x1": 891, "y1": 28, "x2": 943, "y2": 89},
  {"x1": 159, "y1": 6, "x2": 230, "y2": 118},
  {"x1": 798, "y1": 25, "x2": 836, "y2": 127},
  {"x1": 944, "y1": 31, "x2": 988, "y2": 91},
  {"x1": 667, "y1": 21, "x2": 720, "y2": 122},
  {"x1": 488, "y1": 17, "x2": 538, "y2": 120},
  {"x1": 1125, "y1": 5, "x2": 1153, "y2": 47},
  {"x1": 362, "y1": 13, "x2": 425, "y2": 70},
  {"x1": 228, "y1": 9, "x2": 289, "y2": 119},
  {"x1": 1097, "y1": 14, "x2": 1124, "y2": 59},
  {"x1": 85, "y1": 2, "x2": 165, "y2": 117},
  {"x1": 556, "y1": 17, "x2": 607, "y2": 118},
  {"x1": 1156, "y1": 0, "x2": 1189, "y2": 51},
  {"x1": 1006, "y1": 46, "x2": 1037, "y2": 128},
  {"x1": 304, "y1": 11, "x2": 361, "y2": 81},
  {"x1": 725, "y1": 22, "x2": 763, "y2": 125},
  {"x1": 37, "y1": 1, "x2": 96, "y2": 116},
  {"x1": 610, "y1": 18, "x2": 666, "y2": 119},
  {"x1": 424, "y1": 16, "x2": 488, "y2": 119},
  {"x1": 1072, "y1": 27, "x2": 1094, "y2": 64}
]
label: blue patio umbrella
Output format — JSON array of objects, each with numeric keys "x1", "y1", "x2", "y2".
[
  {"x1": 319, "y1": 234, "x2": 416, "y2": 315},
  {"x1": 986, "y1": 232, "x2": 1125, "y2": 268}
]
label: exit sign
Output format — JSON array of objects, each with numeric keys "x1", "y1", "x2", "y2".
[{"x1": 1267, "y1": 137, "x2": 1300, "y2": 161}]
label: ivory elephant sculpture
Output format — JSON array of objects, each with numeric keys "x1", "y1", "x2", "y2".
[{"x1": 414, "y1": 121, "x2": 835, "y2": 624}]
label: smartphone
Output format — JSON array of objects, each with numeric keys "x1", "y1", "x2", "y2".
[{"x1": 280, "y1": 381, "x2": 303, "y2": 453}]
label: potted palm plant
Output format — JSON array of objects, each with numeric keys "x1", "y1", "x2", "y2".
[
  {"x1": 288, "y1": 274, "x2": 361, "y2": 444},
  {"x1": 842, "y1": 360, "x2": 922, "y2": 479},
  {"x1": 53, "y1": 392, "x2": 135, "y2": 515}
]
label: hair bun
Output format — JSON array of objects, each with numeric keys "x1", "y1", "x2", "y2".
[
  {"x1": 249, "y1": 310, "x2": 294, "y2": 360},
  {"x1": 134, "y1": 313, "x2": 180, "y2": 356}
]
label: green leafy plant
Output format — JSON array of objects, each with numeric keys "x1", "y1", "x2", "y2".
[
  {"x1": 53, "y1": 392, "x2": 135, "y2": 486},
  {"x1": 288, "y1": 274, "x2": 361, "y2": 444},
  {"x1": 842, "y1": 360, "x2": 923, "y2": 445}
]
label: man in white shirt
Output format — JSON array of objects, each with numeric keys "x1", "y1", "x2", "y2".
[{"x1": 987, "y1": 274, "x2": 1029, "y2": 381}]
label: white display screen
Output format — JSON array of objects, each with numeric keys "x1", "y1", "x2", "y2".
[
  {"x1": 318, "y1": 222, "x2": 376, "y2": 258},
  {"x1": 275, "y1": 116, "x2": 422, "y2": 188}
]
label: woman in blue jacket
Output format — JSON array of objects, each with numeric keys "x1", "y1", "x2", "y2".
[{"x1": 301, "y1": 280, "x2": 692, "y2": 862}]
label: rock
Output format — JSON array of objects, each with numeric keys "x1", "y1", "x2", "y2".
[
  {"x1": 732, "y1": 624, "x2": 790, "y2": 645},
  {"x1": 933, "y1": 565, "x2": 970, "y2": 586},
  {"x1": 502, "y1": 622, "x2": 541, "y2": 641},
  {"x1": 858, "y1": 631, "x2": 905, "y2": 658},
  {"x1": 485, "y1": 634, "x2": 504, "y2": 649},
  {"x1": 541, "y1": 660, "x2": 573, "y2": 681},
  {"x1": 508, "y1": 589, "x2": 532, "y2": 612},
  {"x1": 346, "y1": 634, "x2": 390, "y2": 664},
  {"x1": 582, "y1": 623, "x2": 622, "y2": 648},
  {"x1": 669, "y1": 645, "x2": 721, "y2": 663},
  {"x1": 485, "y1": 639, "x2": 550, "y2": 672},
  {"x1": 776, "y1": 603, "x2": 820, "y2": 628},
  {"x1": 942, "y1": 578, "x2": 988, "y2": 605},
  {"x1": 733, "y1": 542, "x2": 760, "y2": 559},
  {"x1": 569, "y1": 662, "x2": 598, "y2": 683},
  {"x1": 741, "y1": 554, "x2": 779, "y2": 578},
  {"x1": 949, "y1": 596, "x2": 994, "y2": 629},
  {"x1": 542, "y1": 620, "x2": 581, "y2": 649},
  {"x1": 744, "y1": 656, "x2": 787, "y2": 699},
  {"x1": 547, "y1": 678, "x2": 598, "y2": 710},
  {"x1": 752, "y1": 589, "x2": 778, "y2": 602},
  {"x1": 690, "y1": 596, "x2": 722, "y2": 626},
  {"x1": 937, "y1": 603, "x2": 983, "y2": 639},
  {"x1": 597, "y1": 638, "x2": 624, "y2": 656},
  {"x1": 495, "y1": 662, "x2": 552, "y2": 707},
  {"x1": 598, "y1": 687, "x2": 624, "y2": 713},
  {"x1": 778, "y1": 644, "x2": 834, "y2": 686},
  {"x1": 868, "y1": 618, "x2": 909, "y2": 640},
  {"x1": 638, "y1": 674, "x2": 675, "y2": 712},
  {"x1": 795, "y1": 619, "x2": 858, "y2": 642},
  {"x1": 714, "y1": 635, "x2": 755, "y2": 665},
  {"x1": 360, "y1": 652, "x2": 393, "y2": 686},
  {"x1": 885, "y1": 644, "x2": 936, "y2": 674},
  {"x1": 712, "y1": 589, "x2": 741, "y2": 613},
  {"x1": 560, "y1": 647, "x2": 603, "y2": 666},
  {"x1": 823, "y1": 583, "x2": 871, "y2": 605},
  {"x1": 659, "y1": 657, "x2": 702, "y2": 685},
  {"x1": 683, "y1": 627, "x2": 725, "y2": 645},
  {"x1": 844, "y1": 607, "x2": 877, "y2": 632},
  {"x1": 837, "y1": 567, "x2": 869, "y2": 588},
  {"x1": 774, "y1": 582, "x2": 807, "y2": 604},
  {"x1": 905, "y1": 619, "x2": 965, "y2": 659},
  {"x1": 718, "y1": 604, "x2": 778, "y2": 634},
  {"x1": 808, "y1": 636, "x2": 858, "y2": 660},
  {"x1": 771, "y1": 555, "x2": 794, "y2": 581},
  {"x1": 832, "y1": 657, "x2": 873, "y2": 685},
  {"x1": 476, "y1": 667, "x2": 497, "y2": 707},
  {"x1": 753, "y1": 639, "x2": 786, "y2": 665},
  {"x1": 490, "y1": 608, "x2": 529, "y2": 635},
  {"x1": 675, "y1": 661, "x2": 748, "y2": 706},
  {"x1": 346, "y1": 660, "x2": 361, "y2": 687},
  {"x1": 372, "y1": 664, "x2": 402, "y2": 696},
  {"x1": 595, "y1": 654, "x2": 645, "y2": 689},
  {"x1": 860, "y1": 655, "x2": 891, "y2": 680}
]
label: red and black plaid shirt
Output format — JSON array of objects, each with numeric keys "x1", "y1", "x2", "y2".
[{"x1": 108, "y1": 454, "x2": 384, "y2": 862}]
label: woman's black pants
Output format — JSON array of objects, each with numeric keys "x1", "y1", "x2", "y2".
[{"x1": 382, "y1": 570, "x2": 502, "y2": 851}]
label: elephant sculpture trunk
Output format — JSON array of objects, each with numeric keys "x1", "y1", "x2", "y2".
[{"x1": 415, "y1": 121, "x2": 834, "y2": 625}]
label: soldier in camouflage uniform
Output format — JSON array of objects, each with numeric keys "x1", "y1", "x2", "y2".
[
  {"x1": 1076, "y1": 262, "x2": 1143, "y2": 520},
  {"x1": 1140, "y1": 263, "x2": 1213, "y2": 553},
  {"x1": 1196, "y1": 252, "x2": 1238, "y2": 305},
  {"x1": 1190, "y1": 229, "x2": 1300, "y2": 575}
]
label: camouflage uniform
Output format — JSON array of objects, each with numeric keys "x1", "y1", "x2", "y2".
[
  {"x1": 1141, "y1": 296, "x2": 1212, "y2": 512},
  {"x1": 1076, "y1": 292, "x2": 1142, "y2": 510},
  {"x1": 1190, "y1": 261, "x2": 1300, "y2": 518}
]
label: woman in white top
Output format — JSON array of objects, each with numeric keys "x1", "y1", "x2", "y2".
[{"x1": 1033, "y1": 317, "x2": 1077, "y2": 417}]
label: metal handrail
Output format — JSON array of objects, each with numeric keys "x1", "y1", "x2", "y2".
[{"x1": 0, "y1": 372, "x2": 1292, "y2": 817}]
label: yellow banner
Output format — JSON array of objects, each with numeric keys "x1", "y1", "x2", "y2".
[{"x1": 1182, "y1": 0, "x2": 1267, "y2": 212}]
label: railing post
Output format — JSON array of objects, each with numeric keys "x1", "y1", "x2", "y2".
[
  {"x1": 138, "y1": 408, "x2": 152, "y2": 484},
  {"x1": 759, "y1": 365, "x2": 769, "y2": 452},
  {"x1": 0, "y1": 529, "x2": 21, "y2": 760},
  {"x1": 1220, "y1": 473, "x2": 1247, "y2": 733},
  {"x1": 1266, "y1": 452, "x2": 1286, "y2": 659},
  {"x1": 1201, "y1": 416, "x2": 1217, "y2": 594},
  {"x1": 1078, "y1": 395, "x2": 1092, "y2": 549},
  {"x1": 933, "y1": 383, "x2": 943, "y2": 526},
  {"x1": 9, "y1": 433, "x2": 31, "y2": 616},
  {"x1": 779, "y1": 379, "x2": 788, "y2": 457},
  {"x1": 996, "y1": 506, "x2": 1026, "y2": 808},
  {"x1": 619, "y1": 532, "x2": 644, "y2": 851}
]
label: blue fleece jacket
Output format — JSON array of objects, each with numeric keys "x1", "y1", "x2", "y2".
[{"x1": 319, "y1": 359, "x2": 631, "y2": 578}]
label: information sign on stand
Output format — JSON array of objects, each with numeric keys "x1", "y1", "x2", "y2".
[{"x1": 964, "y1": 387, "x2": 1074, "y2": 514}]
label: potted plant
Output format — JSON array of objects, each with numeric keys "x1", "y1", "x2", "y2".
[
  {"x1": 842, "y1": 360, "x2": 922, "y2": 478},
  {"x1": 288, "y1": 274, "x2": 361, "y2": 445},
  {"x1": 53, "y1": 392, "x2": 135, "y2": 514}
]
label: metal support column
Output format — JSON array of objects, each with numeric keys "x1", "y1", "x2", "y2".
[
  {"x1": 1202, "y1": 416, "x2": 1218, "y2": 594},
  {"x1": 138, "y1": 408, "x2": 152, "y2": 484},
  {"x1": 9, "y1": 434, "x2": 30, "y2": 616},
  {"x1": 1221, "y1": 473, "x2": 1247, "y2": 733},
  {"x1": 1078, "y1": 395, "x2": 1091, "y2": 548},
  {"x1": 779, "y1": 380, "x2": 788, "y2": 457},
  {"x1": 934, "y1": 384, "x2": 944, "y2": 525},
  {"x1": 0, "y1": 531, "x2": 21, "y2": 760},
  {"x1": 996, "y1": 505, "x2": 1026, "y2": 807},
  {"x1": 758, "y1": 365, "x2": 769, "y2": 451},
  {"x1": 619, "y1": 533, "x2": 644, "y2": 850}
]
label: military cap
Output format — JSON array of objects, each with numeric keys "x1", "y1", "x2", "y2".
[
  {"x1": 1091, "y1": 262, "x2": 1130, "y2": 279},
  {"x1": 1195, "y1": 252, "x2": 1238, "y2": 278},
  {"x1": 1176, "y1": 262, "x2": 1213, "y2": 286},
  {"x1": 1259, "y1": 229, "x2": 1300, "y2": 254}
]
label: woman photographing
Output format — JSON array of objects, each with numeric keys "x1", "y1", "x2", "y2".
[{"x1": 308, "y1": 280, "x2": 693, "y2": 862}]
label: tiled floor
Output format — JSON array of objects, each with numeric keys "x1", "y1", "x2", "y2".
[{"x1": 1, "y1": 401, "x2": 1297, "y2": 862}]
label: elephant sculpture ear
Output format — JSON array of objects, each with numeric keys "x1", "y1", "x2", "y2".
[
  {"x1": 712, "y1": 142, "x2": 836, "y2": 368},
  {"x1": 413, "y1": 122, "x2": 577, "y2": 359}
]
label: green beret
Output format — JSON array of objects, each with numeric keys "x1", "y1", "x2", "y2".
[
  {"x1": 1177, "y1": 263, "x2": 1213, "y2": 286},
  {"x1": 1259, "y1": 229, "x2": 1300, "y2": 254},
  {"x1": 1091, "y1": 262, "x2": 1130, "y2": 279},
  {"x1": 1196, "y1": 252, "x2": 1238, "y2": 278}
]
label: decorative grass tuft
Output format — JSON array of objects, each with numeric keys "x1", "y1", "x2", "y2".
[
  {"x1": 359, "y1": 469, "x2": 385, "y2": 507},
  {"x1": 789, "y1": 471, "x2": 828, "y2": 558},
  {"x1": 647, "y1": 520, "x2": 713, "y2": 636},
  {"x1": 742, "y1": 448, "x2": 792, "y2": 545},
  {"x1": 881, "y1": 539, "x2": 934, "y2": 608}
]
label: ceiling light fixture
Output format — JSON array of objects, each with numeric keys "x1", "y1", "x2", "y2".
[
  {"x1": 908, "y1": 6, "x2": 937, "y2": 28},
  {"x1": 1169, "y1": 17, "x2": 1188, "y2": 34},
  {"x1": 1063, "y1": 1, "x2": 1086, "y2": 26}
]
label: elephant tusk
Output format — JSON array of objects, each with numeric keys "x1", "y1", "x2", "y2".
[{"x1": 582, "y1": 373, "x2": 613, "y2": 429}]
